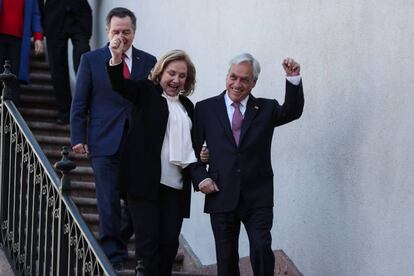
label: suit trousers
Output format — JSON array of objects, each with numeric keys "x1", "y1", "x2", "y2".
[
  {"x1": 46, "y1": 14, "x2": 90, "y2": 119},
  {"x1": 210, "y1": 197, "x2": 275, "y2": 276},
  {"x1": 90, "y1": 153, "x2": 133, "y2": 264},
  {"x1": 127, "y1": 185, "x2": 184, "y2": 276}
]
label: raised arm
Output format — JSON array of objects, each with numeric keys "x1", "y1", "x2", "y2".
[
  {"x1": 106, "y1": 34, "x2": 153, "y2": 104},
  {"x1": 272, "y1": 57, "x2": 305, "y2": 127}
]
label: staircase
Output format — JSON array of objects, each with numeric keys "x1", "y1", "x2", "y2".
[{"x1": 19, "y1": 52, "x2": 215, "y2": 276}]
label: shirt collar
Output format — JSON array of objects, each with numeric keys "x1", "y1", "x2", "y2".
[
  {"x1": 224, "y1": 91, "x2": 249, "y2": 108},
  {"x1": 123, "y1": 46, "x2": 133, "y2": 60},
  {"x1": 162, "y1": 92, "x2": 180, "y2": 101}
]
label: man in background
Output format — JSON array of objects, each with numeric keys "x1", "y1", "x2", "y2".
[
  {"x1": 70, "y1": 7, "x2": 157, "y2": 270},
  {"x1": 0, "y1": 0, "x2": 44, "y2": 105},
  {"x1": 43, "y1": 0, "x2": 92, "y2": 124}
]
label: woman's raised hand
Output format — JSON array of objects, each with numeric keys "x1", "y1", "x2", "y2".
[{"x1": 109, "y1": 34, "x2": 124, "y2": 65}]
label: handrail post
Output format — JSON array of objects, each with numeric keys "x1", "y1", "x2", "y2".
[
  {"x1": 135, "y1": 259, "x2": 145, "y2": 276},
  {"x1": 0, "y1": 60, "x2": 15, "y2": 102},
  {"x1": 0, "y1": 60, "x2": 16, "y2": 240},
  {"x1": 54, "y1": 146, "x2": 76, "y2": 274},
  {"x1": 54, "y1": 146, "x2": 76, "y2": 194}
]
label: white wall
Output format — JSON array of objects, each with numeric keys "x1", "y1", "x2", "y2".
[{"x1": 90, "y1": 1, "x2": 414, "y2": 275}]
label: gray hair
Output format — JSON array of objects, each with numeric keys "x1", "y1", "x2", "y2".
[
  {"x1": 106, "y1": 7, "x2": 137, "y2": 31},
  {"x1": 228, "y1": 53, "x2": 261, "y2": 81}
]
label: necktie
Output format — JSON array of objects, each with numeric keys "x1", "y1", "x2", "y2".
[
  {"x1": 231, "y1": 102, "x2": 243, "y2": 145},
  {"x1": 122, "y1": 53, "x2": 131, "y2": 79}
]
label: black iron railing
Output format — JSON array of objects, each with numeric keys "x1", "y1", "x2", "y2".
[{"x1": 0, "y1": 61, "x2": 116, "y2": 275}]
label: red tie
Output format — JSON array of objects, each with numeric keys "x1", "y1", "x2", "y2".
[
  {"x1": 231, "y1": 102, "x2": 243, "y2": 145},
  {"x1": 122, "y1": 53, "x2": 131, "y2": 79}
]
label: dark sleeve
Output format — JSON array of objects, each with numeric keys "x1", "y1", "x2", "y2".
[
  {"x1": 106, "y1": 60, "x2": 153, "y2": 105},
  {"x1": 70, "y1": 54, "x2": 91, "y2": 146},
  {"x1": 272, "y1": 80, "x2": 304, "y2": 127},
  {"x1": 190, "y1": 102, "x2": 210, "y2": 190}
]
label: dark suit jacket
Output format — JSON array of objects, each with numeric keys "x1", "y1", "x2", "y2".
[
  {"x1": 70, "y1": 46, "x2": 156, "y2": 157},
  {"x1": 43, "y1": 0, "x2": 92, "y2": 38},
  {"x1": 107, "y1": 62, "x2": 194, "y2": 218},
  {"x1": 191, "y1": 81, "x2": 304, "y2": 214}
]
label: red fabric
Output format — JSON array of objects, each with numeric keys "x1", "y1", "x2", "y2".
[
  {"x1": 122, "y1": 54, "x2": 131, "y2": 79},
  {"x1": 33, "y1": 31, "x2": 43, "y2": 41},
  {"x1": 0, "y1": 0, "x2": 25, "y2": 38}
]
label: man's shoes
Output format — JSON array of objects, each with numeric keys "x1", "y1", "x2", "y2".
[{"x1": 112, "y1": 261, "x2": 124, "y2": 272}]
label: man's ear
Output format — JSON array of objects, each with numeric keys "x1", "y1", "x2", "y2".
[{"x1": 252, "y1": 79, "x2": 257, "y2": 88}]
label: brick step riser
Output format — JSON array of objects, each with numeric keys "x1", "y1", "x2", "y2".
[
  {"x1": 70, "y1": 188, "x2": 95, "y2": 195},
  {"x1": 76, "y1": 205, "x2": 98, "y2": 214},
  {"x1": 33, "y1": 132, "x2": 72, "y2": 140},
  {"x1": 20, "y1": 102, "x2": 57, "y2": 110},
  {"x1": 21, "y1": 85, "x2": 53, "y2": 94},
  {"x1": 70, "y1": 190, "x2": 96, "y2": 198}
]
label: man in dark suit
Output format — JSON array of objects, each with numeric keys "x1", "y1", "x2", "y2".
[
  {"x1": 43, "y1": 0, "x2": 92, "y2": 124},
  {"x1": 70, "y1": 7, "x2": 156, "y2": 270},
  {"x1": 191, "y1": 53, "x2": 304, "y2": 276}
]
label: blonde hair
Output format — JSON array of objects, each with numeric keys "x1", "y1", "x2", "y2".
[{"x1": 149, "y1": 49, "x2": 196, "y2": 96}]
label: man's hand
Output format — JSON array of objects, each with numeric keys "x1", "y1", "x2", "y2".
[
  {"x1": 198, "y1": 178, "x2": 219, "y2": 194},
  {"x1": 109, "y1": 34, "x2": 124, "y2": 65},
  {"x1": 200, "y1": 146, "x2": 209, "y2": 163},
  {"x1": 72, "y1": 143, "x2": 89, "y2": 154},
  {"x1": 282, "y1": 57, "x2": 300, "y2": 76},
  {"x1": 34, "y1": 40, "x2": 44, "y2": 55}
]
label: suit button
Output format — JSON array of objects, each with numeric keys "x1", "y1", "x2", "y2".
[{"x1": 237, "y1": 169, "x2": 241, "y2": 173}]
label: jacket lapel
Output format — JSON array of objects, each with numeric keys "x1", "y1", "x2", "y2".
[
  {"x1": 101, "y1": 45, "x2": 112, "y2": 62},
  {"x1": 179, "y1": 95, "x2": 193, "y2": 120},
  {"x1": 213, "y1": 92, "x2": 236, "y2": 146},
  {"x1": 130, "y1": 47, "x2": 142, "y2": 80},
  {"x1": 239, "y1": 95, "x2": 259, "y2": 145},
  {"x1": 157, "y1": 85, "x2": 169, "y2": 133}
]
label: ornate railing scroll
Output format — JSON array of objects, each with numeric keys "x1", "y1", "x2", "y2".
[{"x1": 0, "y1": 61, "x2": 116, "y2": 275}]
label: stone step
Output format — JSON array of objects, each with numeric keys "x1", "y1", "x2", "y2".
[
  {"x1": 68, "y1": 165, "x2": 95, "y2": 182},
  {"x1": 35, "y1": 134, "x2": 71, "y2": 145},
  {"x1": 28, "y1": 124, "x2": 72, "y2": 145},
  {"x1": 20, "y1": 83, "x2": 54, "y2": 95},
  {"x1": 82, "y1": 212, "x2": 99, "y2": 224},
  {"x1": 70, "y1": 180, "x2": 95, "y2": 198},
  {"x1": 117, "y1": 270, "x2": 215, "y2": 276},
  {"x1": 26, "y1": 122, "x2": 70, "y2": 137},
  {"x1": 72, "y1": 165, "x2": 94, "y2": 175},
  {"x1": 20, "y1": 107, "x2": 58, "y2": 118},
  {"x1": 72, "y1": 196, "x2": 98, "y2": 214},
  {"x1": 29, "y1": 71, "x2": 52, "y2": 83},
  {"x1": 29, "y1": 60, "x2": 50, "y2": 70},
  {"x1": 21, "y1": 94, "x2": 56, "y2": 106},
  {"x1": 72, "y1": 196, "x2": 97, "y2": 206},
  {"x1": 71, "y1": 180, "x2": 95, "y2": 191}
]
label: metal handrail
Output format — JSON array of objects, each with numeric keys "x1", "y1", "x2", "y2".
[{"x1": 0, "y1": 61, "x2": 116, "y2": 275}]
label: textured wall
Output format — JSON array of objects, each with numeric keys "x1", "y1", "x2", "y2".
[{"x1": 90, "y1": 1, "x2": 414, "y2": 275}]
